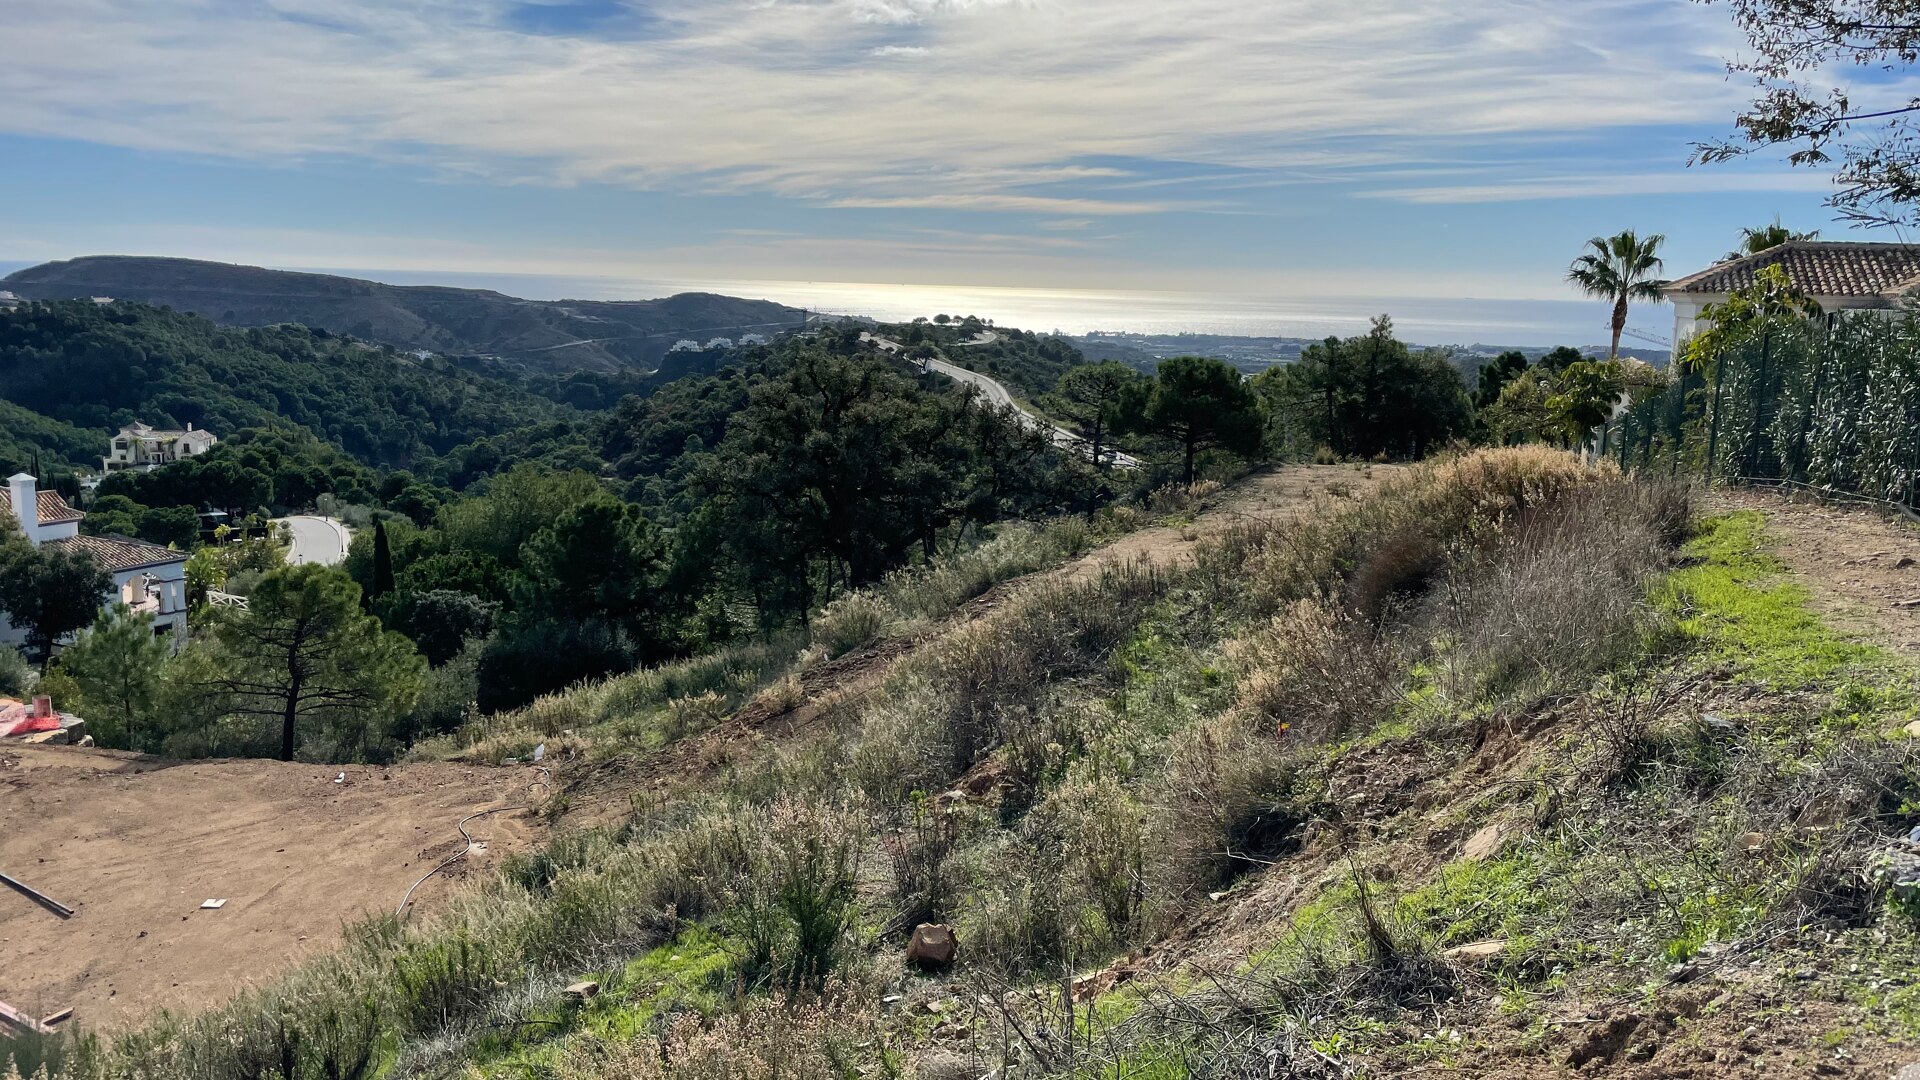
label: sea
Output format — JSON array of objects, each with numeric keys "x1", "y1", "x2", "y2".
[
  {"x1": 0, "y1": 260, "x2": 1665, "y2": 351},
  {"x1": 365, "y1": 271, "x2": 1655, "y2": 351}
]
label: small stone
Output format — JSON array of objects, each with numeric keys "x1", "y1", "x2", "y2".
[
  {"x1": 906, "y1": 923, "x2": 958, "y2": 972},
  {"x1": 563, "y1": 980, "x2": 600, "y2": 1003},
  {"x1": 1899, "y1": 557, "x2": 1917, "y2": 569},
  {"x1": 1736, "y1": 831, "x2": 1767, "y2": 855},
  {"x1": 1442, "y1": 940, "x2": 1507, "y2": 963},
  {"x1": 1461, "y1": 823, "x2": 1505, "y2": 862}
]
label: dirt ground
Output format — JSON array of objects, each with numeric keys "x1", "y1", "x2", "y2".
[
  {"x1": 1716, "y1": 488, "x2": 1920, "y2": 654},
  {"x1": 0, "y1": 746, "x2": 543, "y2": 1029}
]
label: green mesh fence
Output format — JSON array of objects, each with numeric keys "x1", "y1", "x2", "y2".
[{"x1": 1613, "y1": 309, "x2": 1920, "y2": 508}]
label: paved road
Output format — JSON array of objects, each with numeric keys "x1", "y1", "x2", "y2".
[
  {"x1": 864, "y1": 333, "x2": 1141, "y2": 469},
  {"x1": 276, "y1": 515, "x2": 351, "y2": 566}
]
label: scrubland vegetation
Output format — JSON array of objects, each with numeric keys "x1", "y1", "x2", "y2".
[{"x1": 18, "y1": 444, "x2": 1916, "y2": 1078}]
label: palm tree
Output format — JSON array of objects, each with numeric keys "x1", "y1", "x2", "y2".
[
  {"x1": 1568, "y1": 230, "x2": 1666, "y2": 359},
  {"x1": 1725, "y1": 216, "x2": 1819, "y2": 260}
]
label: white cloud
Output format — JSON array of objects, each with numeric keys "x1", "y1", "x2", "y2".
[
  {"x1": 0, "y1": 0, "x2": 1774, "y2": 213},
  {"x1": 827, "y1": 193, "x2": 1172, "y2": 214},
  {"x1": 1365, "y1": 170, "x2": 1838, "y2": 204}
]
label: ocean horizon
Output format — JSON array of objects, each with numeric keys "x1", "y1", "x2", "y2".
[
  {"x1": 0, "y1": 259, "x2": 1668, "y2": 351},
  {"x1": 353, "y1": 270, "x2": 1668, "y2": 351}
]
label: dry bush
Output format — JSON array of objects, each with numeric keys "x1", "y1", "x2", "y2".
[
  {"x1": 1153, "y1": 710, "x2": 1314, "y2": 894},
  {"x1": 1038, "y1": 773, "x2": 1149, "y2": 937},
  {"x1": 662, "y1": 691, "x2": 728, "y2": 742},
  {"x1": 1230, "y1": 598, "x2": 1400, "y2": 745},
  {"x1": 879, "y1": 516, "x2": 1100, "y2": 623},
  {"x1": 1428, "y1": 475, "x2": 1689, "y2": 702},
  {"x1": 809, "y1": 591, "x2": 895, "y2": 660},
  {"x1": 844, "y1": 676, "x2": 955, "y2": 808},
  {"x1": 1148, "y1": 479, "x2": 1222, "y2": 516},
  {"x1": 884, "y1": 795, "x2": 974, "y2": 933},
  {"x1": 917, "y1": 562, "x2": 1165, "y2": 782},
  {"x1": 953, "y1": 834, "x2": 1077, "y2": 974},
  {"x1": 730, "y1": 798, "x2": 869, "y2": 996},
  {"x1": 1345, "y1": 525, "x2": 1448, "y2": 622},
  {"x1": 1191, "y1": 449, "x2": 1615, "y2": 630}
]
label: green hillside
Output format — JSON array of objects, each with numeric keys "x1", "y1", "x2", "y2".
[
  {"x1": 0, "y1": 300, "x2": 563, "y2": 469},
  {"x1": 3, "y1": 257, "x2": 805, "y2": 373}
]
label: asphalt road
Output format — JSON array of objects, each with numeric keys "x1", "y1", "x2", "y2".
[
  {"x1": 277, "y1": 515, "x2": 352, "y2": 566},
  {"x1": 864, "y1": 334, "x2": 1142, "y2": 469}
]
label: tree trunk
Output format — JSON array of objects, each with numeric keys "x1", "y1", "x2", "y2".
[
  {"x1": 1610, "y1": 294, "x2": 1628, "y2": 359},
  {"x1": 1183, "y1": 431, "x2": 1198, "y2": 485},
  {"x1": 280, "y1": 690, "x2": 299, "y2": 761},
  {"x1": 281, "y1": 652, "x2": 303, "y2": 762}
]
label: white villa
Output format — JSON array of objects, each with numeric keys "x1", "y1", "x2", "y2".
[
  {"x1": 103, "y1": 422, "x2": 217, "y2": 474},
  {"x1": 0, "y1": 474, "x2": 188, "y2": 647},
  {"x1": 1663, "y1": 241, "x2": 1920, "y2": 350}
]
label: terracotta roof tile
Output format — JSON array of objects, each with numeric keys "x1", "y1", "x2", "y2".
[
  {"x1": 0, "y1": 488, "x2": 84, "y2": 525},
  {"x1": 45, "y1": 534, "x2": 184, "y2": 572},
  {"x1": 1663, "y1": 241, "x2": 1920, "y2": 299}
]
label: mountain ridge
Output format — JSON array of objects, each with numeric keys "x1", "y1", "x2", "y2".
[{"x1": 3, "y1": 256, "x2": 806, "y2": 372}]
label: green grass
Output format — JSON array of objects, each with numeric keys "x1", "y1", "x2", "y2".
[
  {"x1": 1656, "y1": 512, "x2": 1885, "y2": 689},
  {"x1": 470, "y1": 925, "x2": 739, "y2": 1076}
]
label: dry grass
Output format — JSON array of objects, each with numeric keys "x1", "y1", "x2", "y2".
[{"x1": 1230, "y1": 598, "x2": 1401, "y2": 745}]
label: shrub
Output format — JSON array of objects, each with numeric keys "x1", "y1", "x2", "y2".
[
  {"x1": 0, "y1": 645, "x2": 33, "y2": 698},
  {"x1": 732, "y1": 799, "x2": 867, "y2": 996},
  {"x1": 919, "y1": 563, "x2": 1165, "y2": 781},
  {"x1": 885, "y1": 794, "x2": 972, "y2": 932},
  {"x1": 1047, "y1": 774, "x2": 1149, "y2": 936},
  {"x1": 955, "y1": 835, "x2": 1076, "y2": 973},
  {"x1": 809, "y1": 592, "x2": 894, "y2": 660},
  {"x1": 1230, "y1": 598, "x2": 1400, "y2": 745},
  {"x1": 1427, "y1": 474, "x2": 1688, "y2": 702},
  {"x1": 1153, "y1": 711, "x2": 1315, "y2": 894}
]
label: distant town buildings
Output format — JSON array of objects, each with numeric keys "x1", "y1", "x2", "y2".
[{"x1": 103, "y1": 422, "x2": 218, "y2": 474}]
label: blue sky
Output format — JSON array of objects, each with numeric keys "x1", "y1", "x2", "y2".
[{"x1": 0, "y1": 0, "x2": 1871, "y2": 323}]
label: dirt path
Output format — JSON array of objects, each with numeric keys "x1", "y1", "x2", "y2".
[
  {"x1": 561, "y1": 465, "x2": 1388, "y2": 819},
  {"x1": 0, "y1": 747, "x2": 543, "y2": 1029},
  {"x1": 1716, "y1": 489, "x2": 1920, "y2": 655},
  {"x1": 1062, "y1": 464, "x2": 1386, "y2": 581}
]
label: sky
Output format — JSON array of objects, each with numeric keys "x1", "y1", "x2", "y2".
[{"x1": 0, "y1": 0, "x2": 1881, "y2": 341}]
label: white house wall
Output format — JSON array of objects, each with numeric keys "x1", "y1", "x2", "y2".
[{"x1": 1671, "y1": 294, "x2": 1903, "y2": 356}]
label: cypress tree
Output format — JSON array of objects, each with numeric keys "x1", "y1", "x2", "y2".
[{"x1": 371, "y1": 519, "x2": 395, "y2": 601}]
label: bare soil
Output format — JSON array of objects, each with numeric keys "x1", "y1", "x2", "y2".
[
  {"x1": 0, "y1": 746, "x2": 542, "y2": 1029},
  {"x1": 1716, "y1": 489, "x2": 1920, "y2": 655}
]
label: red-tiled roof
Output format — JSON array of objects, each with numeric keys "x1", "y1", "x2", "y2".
[
  {"x1": 46, "y1": 534, "x2": 183, "y2": 572},
  {"x1": 1663, "y1": 241, "x2": 1920, "y2": 299},
  {"x1": 0, "y1": 488, "x2": 84, "y2": 525}
]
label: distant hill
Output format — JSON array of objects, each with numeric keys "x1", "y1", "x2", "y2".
[
  {"x1": 3, "y1": 256, "x2": 806, "y2": 372},
  {"x1": 0, "y1": 300, "x2": 563, "y2": 469}
]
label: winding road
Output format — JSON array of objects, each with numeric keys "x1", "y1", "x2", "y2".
[
  {"x1": 276, "y1": 515, "x2": 352, "y2": 566},
  {"x1": 863, "y1": 332, "x2": 1142, "y2": 470}
]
